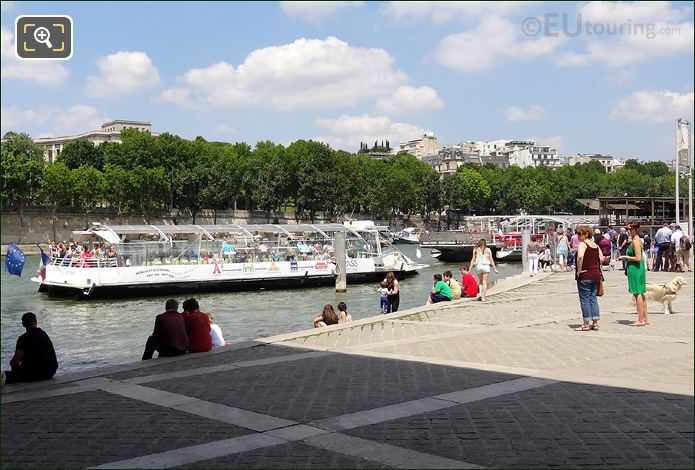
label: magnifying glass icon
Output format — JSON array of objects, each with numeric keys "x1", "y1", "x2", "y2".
[{"x1": 33, "y1": 27, "x2": 53, "y2": 49}]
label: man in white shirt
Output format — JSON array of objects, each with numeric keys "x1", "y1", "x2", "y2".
[
  {"x1": 672, "y1": 225, "x2": 691, "y2": 272},
  {"x1": 654, "y1": 223, "x2": 673, "y2": 271}
]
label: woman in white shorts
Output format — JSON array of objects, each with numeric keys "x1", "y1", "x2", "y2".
[{"x1": 469, "y1": 239, "x2": 498, "y2": 302}]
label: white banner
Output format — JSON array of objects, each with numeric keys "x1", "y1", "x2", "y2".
[{"x1": 676, "y1": 119, "x2": 691, "y2": 171}]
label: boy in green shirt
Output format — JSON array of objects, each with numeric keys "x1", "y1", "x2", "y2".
[{"x1": 430, "y1": 273, "x2": 452, "y2": 303}]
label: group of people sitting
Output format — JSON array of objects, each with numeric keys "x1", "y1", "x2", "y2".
[
  {"x1": 426, "y1": 266, "x2": 480, "y2": 304},
  {"x1": 142, "y1": 298, "x2": 226, "y2": 360},
  {"x1": 313, "y1": 302, "x2": 352, "y2": 327}
]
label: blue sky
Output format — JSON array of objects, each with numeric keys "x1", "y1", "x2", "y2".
[{"x1": 1, "y1": 1, "x2": 693, "y2": 161}]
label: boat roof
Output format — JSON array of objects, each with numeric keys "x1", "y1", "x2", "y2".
[{"x1": 79, "y1": 223, "x2": 357, "y2": 243}]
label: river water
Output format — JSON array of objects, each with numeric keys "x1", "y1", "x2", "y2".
[{"x1": 1, "y1": 246, "x2": 521, "y2": 375}]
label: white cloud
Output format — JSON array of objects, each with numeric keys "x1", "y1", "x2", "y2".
[
  {"x1": 86, "y1": 51, "x2": 161, "y2": 97},
  {"x1": 313, "y1": 113, "x2": 426, "y2": 151},
  {"x1": 280, "y1": 1, "x2": 363, "y2": 23},
  {"x1": 1, "y1": 104, "x2": 108, "y2": 137},
  {"x1": 158, "y1": 37, "x2": 408, "y2": 110},
  {"x1": 382, "y1": 1, "x2": 530, "y2": 24},
  {"x1": 528, "y1": 135, "x2": 564, "y2": 151},
  {"x1": 504, "y1": 104, "x2": 549, "y2": 122},
  {"x1": 375, "y1": 86, "x2": 444, "y2": 114},
  {"x1": 610, "y1": 90, "x2": 694, "y2": 123},
  {"x1": 210, "y1": 123, "x2": 236, "y2": 137},
  {"x1": 556, "y1": 2, "x2": 694, "y2": 67},
  {"x1": 435, "y1": 17, "x2": 566, "y2": 72},
  {"x1": 153, "y1": 87, "x2": 196, "y2": 108},
  {"x1": 605, "y1": 68, "x2": 637, "y2": 84},
  {"x1": 1, "y1": 27, "x2": 69, "y2": 87},
  {"x1": 579, "y1": 1, "x2": 688, "y2": 24}
]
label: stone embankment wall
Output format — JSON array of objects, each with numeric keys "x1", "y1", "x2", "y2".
[{"x1": 1, "y1": 208, "x2": 432, "y2": 247}]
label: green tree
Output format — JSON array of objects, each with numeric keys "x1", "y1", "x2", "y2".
[
  {"x1": 71, "y1": 165, "x2": 104, "y2": 221},
  {"x1": 1, "y1": 131, "x2": 44, "y2": 161},
  {"x1": 38, "y1": 162, "x2": 74, "y2": 240},
  {"x1": 102, "y1": 164, "x2": 135, "y2": 215},
  {"x1": 56, "y1": 140, "x2": 104, "y2": 170}
]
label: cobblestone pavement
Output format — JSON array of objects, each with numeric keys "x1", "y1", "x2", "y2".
[{"x1": 2, "y1": 270, "x2": 693, "y2": 468}]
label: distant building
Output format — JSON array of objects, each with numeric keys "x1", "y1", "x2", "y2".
[
  {"x1": 395, "y1": 132, "x2": 439, "y2": 159},
  {"x1": 34, "y1": 120, "x2": 155, "y2": 163},
  {"x1": 498, "y1": 141, "x2": 561, "y2": 168},
  {"x1": 358, "y1": 140, "x2": 392, "y2": 159},
  {"x1": 567, "y1": 153, "x2": 629, "y2": 173},
  {"x1": 424, "y1": 145, "x2": 510, "y2": 174}
]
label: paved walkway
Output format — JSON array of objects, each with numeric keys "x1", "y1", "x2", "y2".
[{"x1": 2, "y1": 269, "x2": 693, "y2": 468}]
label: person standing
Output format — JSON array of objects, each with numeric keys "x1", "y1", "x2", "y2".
[
  {"x1": 384, "y1": 272, "x2": 400, "y2": 312},
  {"x1": 620, "y1": 223, "x2": 649, "y2": 327},
  {"x1": 672, "y1": 225, "x2": 690, "y2": 272},
  {"x1": 573, "y1": 226, "x2": 602, "y2": 332},
  {"x1": 642, "y1": 231, "x2": 652, "y2": 271},
  {"x1": 653, "y1": 222, "x2": 672, "y2": 272},
  {"x1": 617, "y1": 227, "x2": 630, "y2": 271},
  {"x1": 470, "y1": 239, "x2": 498, "y2": 302},
  {"x1": 142, "y1": 299, "x2": 189, "y2": 360},
  {"x1": 556, "y1": 230, "x2": 570, "y2": 271},
  {"x1": 3, "y1": 312, "x2": 58, "y2": 384},
  {"x1": 569, "y1": 229, "x2": 580, "y2": 268},
  {"x1": 526, "y1": 235, "x2": 541, "y2": 277},
  {"x1": 182, "y1": 298, "x2": 212, "y2": 353}
]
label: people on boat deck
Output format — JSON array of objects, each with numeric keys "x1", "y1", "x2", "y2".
[
  {"x1": 313, "y1": 304, "x2": 339, "y2": 328},
  {"x1": 459, "y1": 265, "x2": 479, "y2": 298},
  {"x1": 182, "y1": 298, "x2": 212, "y2": 353},
  {"x1": 142, "y1": 299, "x2": 189, "y2": 360},
  {"x1": 337, "y1": 302, "x2": 352, "y2": 323},
  {"x1": 3, "y1": 312, "x2": 58, "y2": 385},
  {"x1": 207, "y1": 313, "x2": 226, "y2": 348},
  {"x1": 429, "y1": 273, "x2": 452, "y2": 304}
]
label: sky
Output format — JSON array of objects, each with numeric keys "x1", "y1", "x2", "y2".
[{"x1": 1, "y1": 1, "x2": 693, "y2": 161}]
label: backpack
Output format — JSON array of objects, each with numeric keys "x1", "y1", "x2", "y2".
[{"x1": 681, "y1": 236, "x2": 692, "y2": 251}]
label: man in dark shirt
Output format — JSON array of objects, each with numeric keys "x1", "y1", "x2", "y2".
[
  {"x1": 142, "y1": 299, "x2": 189, "y2": 360},
  {"x1": 3, "y1": 312, "x2": 58, "y2": 384}
]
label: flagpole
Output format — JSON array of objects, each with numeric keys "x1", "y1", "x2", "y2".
[{"x1": 675, "y1": 119, "x2": 680, "y2": 225}]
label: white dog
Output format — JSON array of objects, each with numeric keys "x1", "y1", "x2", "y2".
[{"x1": 632, "y1": 276, "x2": 688, "y2": 314}]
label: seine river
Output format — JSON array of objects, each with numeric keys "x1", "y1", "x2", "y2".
[{"x1": 1, "y1": 246, "x2": 521, "y2": 375}]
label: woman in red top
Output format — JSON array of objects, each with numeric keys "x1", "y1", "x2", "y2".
[
  {"x1": 574, "y1": 225, "x2": 602, "y2": 331},
  {"x1": 181, "y1": 298, "x2": 212, "y2": 353}
]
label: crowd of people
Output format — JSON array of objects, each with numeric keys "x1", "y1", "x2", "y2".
[{"x1": 524, "y1": 222, "x2": 691, "y2": 276}]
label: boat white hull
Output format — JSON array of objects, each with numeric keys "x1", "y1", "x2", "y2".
[{"x1": 35, "y1": 257, "x2": 423, "y2": 298}]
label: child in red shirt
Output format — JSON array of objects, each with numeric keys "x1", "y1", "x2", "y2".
[{"x1": 459, "y1": 265, "x2": 479, "y2": 298}]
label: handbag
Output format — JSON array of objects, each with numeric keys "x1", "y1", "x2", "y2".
[{"x1": 596, "y1": 248, "x2": 605, "y2": 297}]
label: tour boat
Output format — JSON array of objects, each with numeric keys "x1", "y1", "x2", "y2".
[{"x1": 33, "y1": 222, "x2": 427, "y2": 298}]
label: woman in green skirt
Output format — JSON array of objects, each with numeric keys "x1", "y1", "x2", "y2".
[{"x1": 620, "y1": 222, "x2": 648, "y2": 326}]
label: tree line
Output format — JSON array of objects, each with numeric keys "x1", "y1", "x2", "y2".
[{"x1": 1, "y1": 130, "x2": 685, "y2": 225}]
